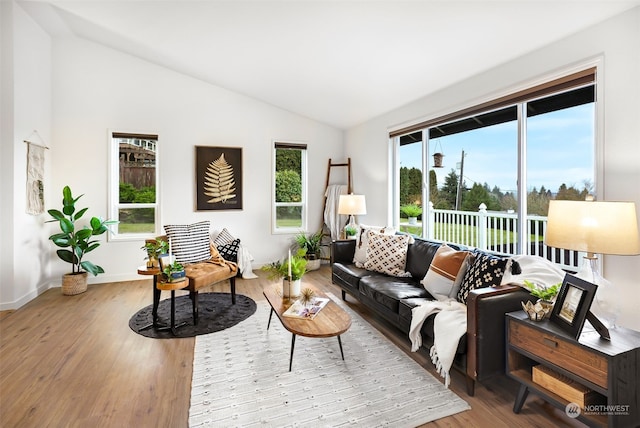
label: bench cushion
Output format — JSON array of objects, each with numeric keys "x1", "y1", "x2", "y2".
[{"x1": 184, "y1": 261, "x2": 237, "y2": 290}]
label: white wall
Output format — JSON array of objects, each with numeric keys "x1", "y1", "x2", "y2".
[
  {"x1": 346, "y1": 7, "x2": 640, "y2": 331},
  {"x1": 0, "y1": 1, "x2": 52, "y2": 310},
  {"x1": 47, "y1": 37, "x2": 344, "y2": 287}
]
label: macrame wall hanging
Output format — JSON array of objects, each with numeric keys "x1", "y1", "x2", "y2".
[{"x1": 24, "y1": 130, "x2": 48, "y2": 215}]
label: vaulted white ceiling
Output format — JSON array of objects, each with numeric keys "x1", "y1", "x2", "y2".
[{"x1": 20, "y1": 0, "x2": 640, "y2": 129}]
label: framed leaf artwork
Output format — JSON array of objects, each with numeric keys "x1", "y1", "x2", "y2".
[{"x1": 195, "y1": 146, "x2": 243, "y2": 211}]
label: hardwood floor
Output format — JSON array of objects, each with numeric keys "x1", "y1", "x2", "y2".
[{"x1": 0, "y1": 266, "x2": 586, "y2": 427}]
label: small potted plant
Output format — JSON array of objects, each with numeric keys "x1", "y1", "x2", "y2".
[
  {"x1": 141, "y1": 239, "x2": 169, "y2": 268},
  {"x1": 261, "y1": 249, "x2": 307, "y2": 298},
  {"x1": 523, "y1": 280, "x2": 561, "y2": 319},
  {"x1": 162, "y1": 260, "x2": 186, "y2": 283},
  {"x1": 400, "y1": 204, "x2": 422, "y2": 225},
  {"x1": 47, "y1": 186, "x2": 117, "y2": 295},
  {"x1": 294, "y1": 231, "x2": 323, "y2": 271},
  {"x1": 344, "y1": 225, "x2": 358, "y2": 240}
]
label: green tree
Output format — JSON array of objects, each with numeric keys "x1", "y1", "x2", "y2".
[
  {"x1": 439, "y1": 169, "x2": 461, "y2": 209},
  {"x1": 500, "y1": 192, "x2": 517, "y2": 211},
  {"x1": 399, "y1": 166, "x2": 422, "y2": 205},
  {"x1": 275, "y1": 149, "x2": 301, "y2": 173},
  {"x1": 275, "y1": 170, "x2": 301, "y2": 202},
  {"x1": 556, "y1": 183, "x2": 588, "y2": 201},
  {"x1": 462, "y1": 183, "x2": 500, "y2": 211},
  {"x1": 429, "y1": 169, "x2": 439, "y2": 205}
]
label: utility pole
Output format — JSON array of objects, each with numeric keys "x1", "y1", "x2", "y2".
[{"x1": 455, "y1": 150, "x2": 465, "y2": 210}]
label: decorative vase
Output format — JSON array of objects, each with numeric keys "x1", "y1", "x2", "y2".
[
  {"x1": 283, "y1": 279, "x2": 301, "y2": 299},
  {"x1": 167, "y1": 270, "x2": 186, "y2": 283},
  {"x1": 61, "y1": 272, "x2": 88, "y2": 296},
  {"x1": 306, "y1": 257, "x2": 321, "y2": 271},
  {"x1": 537, "y1": 299, "x2": 554, "y2": 318},
  {"x1": 408, "y1": 217, "x2": 418, "y2": 225}
]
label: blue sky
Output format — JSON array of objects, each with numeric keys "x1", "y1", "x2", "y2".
[{"x1": 400, "y1": 104, "x2": 594, "y2": 195}]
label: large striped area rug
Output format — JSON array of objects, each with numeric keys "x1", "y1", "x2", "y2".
[{"x1": 189, "y1": 293, "x2": 470, "y2": 427}]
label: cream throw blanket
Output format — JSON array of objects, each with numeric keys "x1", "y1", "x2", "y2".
[
  {"x1": 324, "y1": 184, "x2": 348, "y2": 240},
  {"x1": 409, "y1": 300, "x2": 467, "y2": 387}
]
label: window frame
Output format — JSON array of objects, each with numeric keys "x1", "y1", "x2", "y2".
[
  {"x1": 390, "y1": 64, "x2": 600, "y2": 256},
  {"x1": 108, "y1": 130, "x2": 160, "y2": 242},
  {"x1": 272, "y1": 141, "x2": 308, "y2": 234}
]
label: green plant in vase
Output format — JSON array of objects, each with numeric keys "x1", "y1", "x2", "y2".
[
  {"x1": 261, "y1": 249, "x2": 308, "y2": 281},
  {"x1": 524, "y1": 280, "x2": 561, "y2": 319},
  {"x1": 141, "y1": 239, "x2": 169, "y2": 268},
  {"x1": 344, "y1": 225, "x2": 358, "y2": 239},
  {"x1": 47, "y1": 185, "x2": 118, "y2": 295},
  {"x1": 162, "y1": 260, "x2": 185, "y2": 283}
]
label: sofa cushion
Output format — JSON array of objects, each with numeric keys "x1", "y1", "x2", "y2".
[
  {"x1": 405, "y1": 238, "x2": 444, "y2": 280},
  {"x1": 421, "y1": 245, "x2": 471, "y2": 301},
  {"x1": 364, "y1": 233, "x2": 412, "y2": 277},
  {"x1": 457, "y1": 251, "x2": 508, "y2": 304},
  {"x1": 360, "y1": 275, "x2": 428, "y2": 313},
  {"x1": 163, "y1": 221, "x2": 211, "y2": 264},
  {"x1": 332, "y1": 262, "x2": 373, "y2": 291},
  {"x1": 353, "y1": 224, "x2": 395, "y2": 267}
]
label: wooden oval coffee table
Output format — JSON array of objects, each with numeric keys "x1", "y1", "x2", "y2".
[{"x1": 263, "y1": 284, "x2": 352, "y2": 371}]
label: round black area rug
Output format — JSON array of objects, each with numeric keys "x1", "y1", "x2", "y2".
[{"x1": 129, "y1": 293, "x2": 257, "y2": 339}]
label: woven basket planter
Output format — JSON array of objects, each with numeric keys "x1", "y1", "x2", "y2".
[{"x1": 61, "y1": 272, "x2": 88, "y2": 296}]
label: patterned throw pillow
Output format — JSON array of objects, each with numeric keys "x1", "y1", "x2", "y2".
[
  {"x1": 353, "y1": 224, "x2": 396, "y2": 267},
  {"x1": 364, "y1": 232, "x2": 412, "y2": 277},
  {"x1": 163, "y1": 221, "x2": 211, "y2": 264},
  {"x1": 457, "y1": 251, "x2": 508, "y2": 304},
  {"x1": 421, "y1": 245, "x2": 470, "y2": 301},
  {"x1": 213, "y1": 228, "x2": 236, "y2": 247},
  {"x1": 217, "y1": 238, "x2": 240, "y2": 262}
]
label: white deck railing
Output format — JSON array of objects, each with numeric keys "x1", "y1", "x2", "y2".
[{"x1": 400, "y1": 202, "x2": 581, "y2": 271}]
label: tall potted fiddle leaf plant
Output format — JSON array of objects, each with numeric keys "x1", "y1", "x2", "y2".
[{"x1": 47, "y1": 186, "x2": 117, "y2": 295}]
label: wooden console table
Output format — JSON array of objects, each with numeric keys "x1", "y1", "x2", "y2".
[{"x1": 506, "y1": 311, "x2": 640, "y2": 427}]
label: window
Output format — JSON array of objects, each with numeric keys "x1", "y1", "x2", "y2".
[
  {"x1": 273, "y1": 142, "x2": 307, "y2": 233},
  {"x1": 109, "y1": 132, "x2": 159, "y2": 239},
  {"x1": 391, "y1": 68, "x2": 596, "y2": 269}
]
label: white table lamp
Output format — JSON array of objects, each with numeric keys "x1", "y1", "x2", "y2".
[
  {"x1": 545, "y1": 199, "x2": 640, "y2": 328},
  {"x1": 338, "y1": 194, "x2": 367, "y2": 238}
]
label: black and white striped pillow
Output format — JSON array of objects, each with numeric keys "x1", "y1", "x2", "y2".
[
  {"x1": 213, "y1": 228, "x2": 236, "y2": 247},
  {"x1": 164, "y1": 221, "x2": 211, "y2": 264}
]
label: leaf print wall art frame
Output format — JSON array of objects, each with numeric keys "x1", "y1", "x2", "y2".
[{"x1": 195, "y1": 146, "x2": 243, "y2": 211}]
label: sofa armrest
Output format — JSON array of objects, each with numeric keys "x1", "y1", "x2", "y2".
[
  {"x1": 331, "y1": 239, "x2": 356, "y2": 265},
  {"x1": 466, "y1": 285, "x2": 530, "y2": 382}
]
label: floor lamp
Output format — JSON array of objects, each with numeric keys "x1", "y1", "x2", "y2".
[
  {"x1": 338, "y1": 194, "x2": 367, "y2": 238},
  {"x1": 545, "y1": 199, "x2": 640, "y2": 332}
]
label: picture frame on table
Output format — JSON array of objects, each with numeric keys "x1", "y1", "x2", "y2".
[
  {"x1": 549, "y1": 273, "x2": 598, "y2": 339},
  {"x1": 195, "y1": 146, "x2": 243, "y2": 211},
  {"x1": 158, "y1": 254, "x2": 175, "y2": 272}
]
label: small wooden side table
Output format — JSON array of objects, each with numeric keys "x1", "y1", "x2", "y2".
[
  {"x1": 137, "y1": 266, "x2": 188, "y2": 335},
  {"x1": 156, "y1": 278, "x2": 188, "y2": 335},
  {"x1": 137, "y1": 266, "x2": 162, "y2": 330},
  {"x1": 506, "y1": 311, "x2": 640, "y2": 427}
]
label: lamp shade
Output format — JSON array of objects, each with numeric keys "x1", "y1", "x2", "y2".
[
  {"x1": 338, "y1": 194, "x2": 367, "y2": 216},
  {"x1": 544, "y1": 200, "x2": 640, "y2": 255}
]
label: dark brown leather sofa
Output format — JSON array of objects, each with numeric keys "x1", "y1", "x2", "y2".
[{"x1": 331, "y1": 237, "x2": 529, "y2": 396}]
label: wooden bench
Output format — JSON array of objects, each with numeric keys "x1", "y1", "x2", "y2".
[{"x1": 155, "y1": 236, "x2": 238, "y2": 325}]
